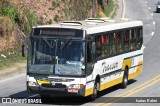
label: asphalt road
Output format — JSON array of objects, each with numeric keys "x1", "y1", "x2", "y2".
[{"x1": 0, "y1": 0, "x2": 160, "y2": 106}]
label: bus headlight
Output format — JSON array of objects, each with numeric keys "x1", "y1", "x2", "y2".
[
  {"x1": 68, "y1": 84, "x2": 84, "y2": 89},
  {"x1": 28, "y1": 81, "x2": 37, "y2": 86}
]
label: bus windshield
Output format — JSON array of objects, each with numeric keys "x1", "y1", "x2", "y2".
[{"x1": 28, "y1": 37, "x2": 85, "y2": 76}]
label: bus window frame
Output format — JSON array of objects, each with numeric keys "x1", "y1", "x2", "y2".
[{"x1": 88, "y1": 26, "x2": 143, "y2": 62}]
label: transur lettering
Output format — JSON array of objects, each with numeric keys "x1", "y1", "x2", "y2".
[{"x1": 102, "y1": 62, "x2": 118, "y2": 72}]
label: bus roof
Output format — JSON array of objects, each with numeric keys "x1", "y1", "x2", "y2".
[{"x1": 33, "y1": 18, "x2": 143, "y2": 35}]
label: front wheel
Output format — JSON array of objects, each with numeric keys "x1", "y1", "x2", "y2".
[{"x1": 90, "y1": 82, "x2": 99, "y2": 101}]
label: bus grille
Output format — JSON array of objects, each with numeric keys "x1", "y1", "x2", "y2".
[
  {"x1": 41, "y1": 84, "x2": 66, "y2": 88},
  {"x1": 48, "y1": 78, "x2": 74, "y2": 82}
]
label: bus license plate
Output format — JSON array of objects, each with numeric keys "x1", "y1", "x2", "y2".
[{"x1": 68, "y1": 89, "x2": 78, "y2": 93}]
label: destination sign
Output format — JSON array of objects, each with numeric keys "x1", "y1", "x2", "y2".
[
  {"x1": 41, "y1": 30, "x2": 75, "y2": 36},
  {"x1": 32, "y1": 28, "x2": 83, "y2": 37}
]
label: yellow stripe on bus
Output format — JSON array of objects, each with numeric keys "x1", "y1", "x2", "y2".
[
  {"x1": 122, "y1": 58, "x2": 132, "y2": 70},
  {"x1": 100, "y1": 77, "x2": 123, "y2": 91},
  {"x1": 85, "y1": 77, "x2": 123, "y2": 97},
  {"x1": 37, "y1": 80, "x2": 51, "y2": 85},
  {"x1": 85, "y1": 87, "x2": 94, "y2": 96},
  {"x1": 128, "y1": 61, "x2": 143, "y2": 80},
  {"x1": 85, "y1": 60, "x2": 142, "y2": 97}
]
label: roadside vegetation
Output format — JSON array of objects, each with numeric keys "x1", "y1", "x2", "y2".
[
  {"x1": 0, "y1": 2, "x2": 38, "y2": 34},
  {"x1": 97, "y1": 0, "x2": 118, "y2": 18},
  {"x1": 0, "y1": 1, "x2": 38, "y2": 69},
  {"x1": 0, "y1": 0, "x2": 118, "y2": 70},
  {"x1": 104, "y1": 0, "x2": 118, "y2": 18},
  {"x1": 0, "y1": 48, "x2": 26, "y2": 70}
]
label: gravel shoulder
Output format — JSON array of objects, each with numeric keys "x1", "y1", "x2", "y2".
[{"x1": 0, "y1": 62, "x2": 26, "y2": 81}]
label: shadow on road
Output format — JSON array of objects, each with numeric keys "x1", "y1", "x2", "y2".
[
  {"x1": 40, "y1": 97, "x2": 90, "y2": 105},
  {"x1": 93, "y1": 79, "x2": 137, "y2": 103},
  {"x1": 9, "y1": 90, "x2": 34, "y2": 98}
]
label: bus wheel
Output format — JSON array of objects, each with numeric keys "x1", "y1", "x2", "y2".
[
  {"x1": 121, "y1": 68, "x2": 128, "y2": 88},
  {"x1": 90, "y1": 82, "x2": 99, "y2": 101}
]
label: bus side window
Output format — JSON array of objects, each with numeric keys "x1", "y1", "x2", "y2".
[
  {"x1": 95, "y1": 35, "x2": 101, "y2": 58},
  {"x1": 116, "y1": 32, "x2": 123, "y2": 53},
  {"x1": 109, "y1": 33, "x2": 116, "y2": 55},
  {"x1": 101, "y1": 34, "x2": 110, "y2": 57},
  {"x1": 101, "y1": 35, "x2": 105, "y2": 57},
  {"x1": 130, "y1": 29, "x2": 137, "y2": 50},
  {"x1": 137, "y1": 28, "x2": 143, "y2": 49},
  {"x1": 124, "y1": 30, "x2": 130, "y2": 52},
  {"x1": 87, "y1": 42, "x2": 93, "y2": 63},
  {"x1": 105, "y1": 34, "x2": 110, "y2": 56}
]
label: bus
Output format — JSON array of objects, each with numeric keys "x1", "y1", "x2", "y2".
[{"x1": 25, "y1": 18, "x2": 143, "y2": 100}]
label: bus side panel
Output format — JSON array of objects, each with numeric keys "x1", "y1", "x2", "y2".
[
  {"x1": 85, "y1": 74, "x2": 94, "y2": 97},
  {"x1": 128, "y1": 51, "x2": 143, "y2": 80},
  {"x1": 97, "y1": 56, "x2": 124, "y2": 91},
  {"x1": 85, "y1": 60, "x2": 104, "y2": 96},
  {"x1": 100, "y1": 72, "x2": 124, "y2": 91},
  {"x1": 122, "y1": 50, "x2": 143, "y2": 80}
]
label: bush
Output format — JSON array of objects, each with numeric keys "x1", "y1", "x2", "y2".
[
  {"x1": 0, "y1": 2, "x2": 38, "y2": 34},
  {"x1": 54, "y1": 15, "x2": 59, "y2": 22},
  {"x1": 104, "y1": 0, "x2": 115, "y2": 17},
  {"x1": 1, "y1": 6, "x2": 17, "y2": 23},
  {"x1": 0, "y1": 48, "x2": 26, "y2": 70},
  {"x1": 27, "y1": 11, "x2": 38, "y2": 26},
  {"x1": 16, "y1": 6, "x2": 38, "y2": 33}
]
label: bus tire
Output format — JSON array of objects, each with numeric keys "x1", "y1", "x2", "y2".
[
  {"x1": 90, "y1": 81, "x2": 99, "y2": 101},
  {"x1": 121, "y1": 68, "x2": 128, "y2": 88}
]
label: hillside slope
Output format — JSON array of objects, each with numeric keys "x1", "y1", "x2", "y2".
[
  {"x1": 20, "y1": 0, "x2": 95, "y2": 24},
  {"x1": 0, "y1": 0, "x2": 111, "y2": 52}
]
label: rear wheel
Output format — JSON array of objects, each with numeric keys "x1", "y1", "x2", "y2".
[{"x1": 121, "y1": 68, "x2": 128, "y2": 88}]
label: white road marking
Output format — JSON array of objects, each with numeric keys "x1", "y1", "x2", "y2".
[
  {"x1": 148, "y1": 7, "x2": 151, "y2": 10},
  {"x1": 145, "y1": 2, "x2": 148, "y2": 4},
  {"x1": 122, "y1": 0, "x2": 125, "y2": 18},
  {"x1": 153, "y1": 21, "x2": 156, "y2": 25},
  {"x1": 151, "y1": 13, "x2": 153, "y2": 16},
  {"x1": 151, "y1": 32, "x2": 155, "y2": 36}
]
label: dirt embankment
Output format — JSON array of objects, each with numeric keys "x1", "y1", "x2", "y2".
[
  {"x1": 0, "y1": 0, "x2": 94, "y2": 52},
  {"x1": 0, "y1": 16, "x2": 19, "y2": 52},
  {"x1": 0, "y1": 0, "x2": 110, "y2": 52},
  {"x1": 20, "y1": 0, "x2": 97, "y2": 24}
]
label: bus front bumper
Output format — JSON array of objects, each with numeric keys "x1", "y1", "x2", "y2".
[{"x1": 27, "y1": 85, "x2": 85, "y2": 97}]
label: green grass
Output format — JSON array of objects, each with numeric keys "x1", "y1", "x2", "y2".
[
  {"x1": 0, "y1": 1, "x2": 38, "y2": 34},
  {"x1": 54, "y1": 15, "x2": 59, "y2": 22},
  {"x1": 0, "y1": 49, "x2": 26, "y2": 70},
  {"x1": 1, "y1": 6, "x2": 17, "y2": 23},
  {"x1": 95, "y1": 13, "x2": 101, "y2": 18},
  {"x1": 104, "y1": 0, "x2": 117, "y2": 17}
]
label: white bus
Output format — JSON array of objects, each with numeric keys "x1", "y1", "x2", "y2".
[{"x1": 26, "y1": 18, "x2": 143, "y2": 100}]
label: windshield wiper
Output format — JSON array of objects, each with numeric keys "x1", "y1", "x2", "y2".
[
  {"x1": 59, "y1": 38, "x2": 72, "y2": 50},
  {"x1": 41, "y1": 36, "x2": 56, "y2": 48},
  {"x1": 41, "y1": 36, "x2": 58, "y2": 75}
]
